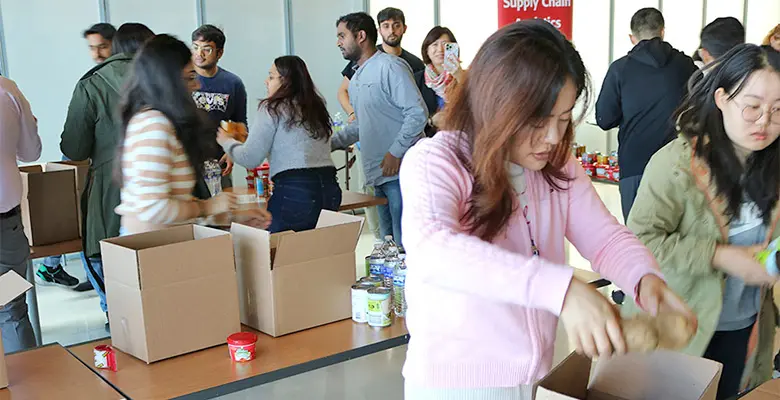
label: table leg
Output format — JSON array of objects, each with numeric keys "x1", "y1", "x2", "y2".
[{"x1": 25, "y1": 259, "x2": 42, "y2": 346}]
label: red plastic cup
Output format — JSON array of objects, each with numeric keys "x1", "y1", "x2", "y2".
[
  {"x1": 227, "y1": 332, "x2": 258, "y2": 362},
  {"x1": 94, "y1": 344, "x2": 118, "y2": 371}
]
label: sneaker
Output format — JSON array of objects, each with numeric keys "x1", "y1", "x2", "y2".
[
  {"x1": 35, "y1": 265, "x2": 79, "y2": 288},
  {"x1": 73, "y1": 281, "x2": 94, "y2": 292}
]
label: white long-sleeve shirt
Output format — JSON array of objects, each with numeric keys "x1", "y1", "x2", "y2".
[{"x1": 0, "y1": 77, "x2": 41, "y2": 213}]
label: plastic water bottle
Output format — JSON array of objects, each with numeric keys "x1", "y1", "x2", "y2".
[
  {"x1": 204, "y1": 160, "x2": 222, "y2": 196},
  {"x1": 333, "y1": 112, "x2": 345, "y2": 134},
  {"x1": 393, "y1": 254, "x2": 407, "y2": 317},
  {"x1": 383, "y1": 250, "x2": 398, "y2": 289},
  {"x1": 382, "y1": 235, "x2": 398, "y2": 255},
  {"x1": 368, "y1": 242, "x2": 385, "y2": 277}
]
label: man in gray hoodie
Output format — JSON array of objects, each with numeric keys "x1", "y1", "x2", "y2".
[{"x1": 332, "y1": 12, "x2": 428, "y2": 248}]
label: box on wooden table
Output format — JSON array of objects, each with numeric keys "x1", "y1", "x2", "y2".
[
  {"x1": 742, "y1": 379, "x2": 780, "y2": 399},
  {"x1": 100, "y1": 225, "x2": 241, "y2": 363},
  {"x1": 19, "y1": 164, "x2": 80, "y2": 245},
  {"x1": 0, "y1": 271, "x2": 33, "y2": 389},
  {"x1": 231, "y1": 210, "x2": 363, "y2": 337},
  {"x1": 51, "y1": 160, "x2": 90, "y2": 236},
  {"x1": 535, "y1": 350, "x2": 722, "y2": 400}
]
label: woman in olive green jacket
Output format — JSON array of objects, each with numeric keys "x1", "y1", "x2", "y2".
[{"x1": 624, "y1": 44, "x2": 780, "y2": 400}]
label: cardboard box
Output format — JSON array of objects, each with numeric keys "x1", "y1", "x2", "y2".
[
  {"x1": 0, "y1": 271, "x2": 33, "y2": 389},
  {"x1": 100, "y1": 225, "x2": 241, "y2": 363},
  {"x1": 535, "y1": 350, "x2": 722, "y2": 400},
  {"x1": 230, "y1": 210, "x2": 363, "y2": 337},
  {"x1": 742, "y1": 379, "x2": 780, "y2": 399},
  {"x1": 19, "y1": 163, "x2": 80, "y2": 246},
  {"x1": 52, "y1": 160, "x2": 90, "y2": 236}
]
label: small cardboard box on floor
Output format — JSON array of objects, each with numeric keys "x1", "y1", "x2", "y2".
[
  {"x1": 535, "y1": 350, "x2": 722, "y2": 400},
  {"x1": 231, "y1": 210, "x2": 363, "y2": 337},
  {"x1": 19, "y1": 163, "x2": 80, "y2": 245},
  {"x1": 0, "y1": 271, "x2": 33, "y2": 389},
  {"x1": 100, "y1": 225, "x2": 241, "y2": 363}
]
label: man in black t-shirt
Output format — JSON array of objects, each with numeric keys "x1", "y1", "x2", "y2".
[{"x1": 337, "y1": 7, "x2": 424, "y2": 120}]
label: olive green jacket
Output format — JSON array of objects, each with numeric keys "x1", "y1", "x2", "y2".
[
  {"x1": 60, "y1": 54, "x2": 132, "y2": 258},
  {"x1": 622, "y1": 137, "x2": 779, "y2": 391}
]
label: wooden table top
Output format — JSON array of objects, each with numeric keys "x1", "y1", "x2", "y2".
[
  {"x1": 29, "y1": 238, "x2": 82, "y2": 259},
  {"x1": 69, "y1": 318, "x2": 408, "y2": 400},
  {"x1": 226, "y1": 187, "x2": 387, "y2": 212},
  {"x1": 0, "y1": 344, "x2": 124, "y2": 400}
]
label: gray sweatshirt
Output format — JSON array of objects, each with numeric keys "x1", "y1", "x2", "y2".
[
  {"x1": 221, "y1": 106, "x2": 334, "y2": 178},
  {"x1": 330, "y1": 51, "x2": 428, "y2": 187}
]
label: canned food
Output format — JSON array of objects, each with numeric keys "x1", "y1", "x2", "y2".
[
  {"x1": 351, "y1": 283, "x2": 372, "y2": 323},
  {"x1": 94, "y1": 345, "x2": 117, "y2": 371},
  {"x1": 359, "y1": 276, "x2": 383, "y2": 287},
  {"x1": 364, "y1": 255, "x2": 371, "y2": 278},
  {"x1": 367, "y1": 287, "x2": 392, "y2": 328}
]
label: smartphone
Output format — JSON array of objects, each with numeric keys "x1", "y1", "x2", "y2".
[{"x1": 444, "y1": 43, "x2": 460, "y2": 71}]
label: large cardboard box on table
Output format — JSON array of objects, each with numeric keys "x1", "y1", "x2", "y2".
[
  {"x1": 535, "y1": 350, "x2": 722, "y2": 400},
  {"x1": 19, "y1": 164, "x2": 80, "y2": 245},
  {"x1": 0, "y1": 271, "x2": 33, "y2": 389},
  {"x1": 231, "y1": 210, "x2": 363, "y2": 337},
  {"x1": 742, "y1": 379, "x2": 780, "y2": 399},
  {"x1": 51, "y1": 160, "x2": 90, "y2": 236},
  {"x1": 100, "y1": 225, "x2": 241, "y2": 363}
]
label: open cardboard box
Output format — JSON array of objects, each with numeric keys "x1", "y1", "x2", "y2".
[
  {"x1": 0, "y1": 271, "x2": 33, "y2": 389},
  {"x1": 100, "y1": 225, "x2": 241, "y2": 363},
  {"x1": 230, "y1": 210, "x2": 363, "y2": 337},
  {"x1": 535, "y1": 350, "x2": 722, "y2": 400},
  {"x1": 19, "y1": 163, "x2": 80, "y2": 245},
  {"x1": 742, "y1": 379, "x2": 780, "y2": 399}
]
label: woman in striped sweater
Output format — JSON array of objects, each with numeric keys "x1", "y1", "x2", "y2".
[{"x1": 115, "y1": 34, "x2": 240, "y2": 235}]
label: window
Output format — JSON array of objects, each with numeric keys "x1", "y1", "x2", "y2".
[
  {"x1": 745, "y1": 0, "x2": 780, "y2": 44},
  {"x1": 705, "y1": 0, "x2": 745, "y2": 24},
  {"x1": 439, "y1": 0, "x2": 499, "y2": 67},
  {"x1": 370, "y1": 0, "x2": 434, "y2": 63},
  {"x1": 663, "y1": 0, "x2": 704, "y2": 56}
]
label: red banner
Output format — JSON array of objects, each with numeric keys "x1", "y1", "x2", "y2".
[{"x1": 498, "y1": 0, "x2": 573, "y2": 40}]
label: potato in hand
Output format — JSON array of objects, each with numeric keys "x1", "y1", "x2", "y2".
[{"x1": 620, "y1": 313, "x2": 695, "y2": 353}]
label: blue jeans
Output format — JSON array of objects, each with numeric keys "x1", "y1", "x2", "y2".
[
  {"x1": 267, "y1": 167, "x2": 342, "y2": 233},
  {"x1": 80, "y1": 254, "x2": 107, "y2": 312},
  {"x1": 374, "y1": 179, "x2": 403, "y2": 247}
]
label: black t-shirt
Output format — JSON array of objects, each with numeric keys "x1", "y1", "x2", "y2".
[{"x1": 341, "y1": 46, "x2": 425, "y2": 79}]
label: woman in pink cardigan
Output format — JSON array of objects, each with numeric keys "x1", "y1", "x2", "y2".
[{"x1": 399, "y1": 21, "x2": 696, "y2": 399}]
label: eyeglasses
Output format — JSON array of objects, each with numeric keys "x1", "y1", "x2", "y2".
[
  {"x1": 191, "y1": 44, "x2": 214, "y2": 56},
  {"x1": 733, "y1": 100, "x2": 780, "y2": 125}
]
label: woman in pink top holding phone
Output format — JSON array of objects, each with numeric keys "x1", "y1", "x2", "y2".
[{"x1": 399, "y1": 21, "x2": 696, "y2": 399}]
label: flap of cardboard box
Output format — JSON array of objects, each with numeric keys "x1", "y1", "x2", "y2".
[
  {"x1": 18, "y1": 164, "x2": 43, "y2": 174},
  {"x1": 742, "y1": 379, "x2": 780, "y2": 399},
  {"x1": 273, "y1": 211, "x2": 363, "y2": 267},
  {"x1": 0, "y1": 271, "x2": 33, "y2": 307},
  {"x1": 535, "y1": 352, "x2": 591, "y2": 400},
  {"x1": 102, "y1": 225, "x2": 233, "y2": 289}
]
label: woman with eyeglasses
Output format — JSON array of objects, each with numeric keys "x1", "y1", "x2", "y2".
[
  {"x1": 624, "y1": 44, "x2": 780, "y2": 400},
  {"x1": 415, "y1": 26, "x2": 462, "y2": 137}
]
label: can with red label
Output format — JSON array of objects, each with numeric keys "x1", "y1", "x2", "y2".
[{"x1": 94, "y1": 345, "x2": 118, "y2": 371}]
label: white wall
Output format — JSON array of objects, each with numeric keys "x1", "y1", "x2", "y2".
[
  {"x1": 1, "y1": 0, "x2": 99, "y2": 163},
  {"x1": 439, "y1": 0, "x2": 498, "y2": 67},
  {"x1": 370, "y1": 0, "x2": 434, "y2": 62},
  {"x1": 108, "y1": 0, "x2": 197, "y2": 43}
]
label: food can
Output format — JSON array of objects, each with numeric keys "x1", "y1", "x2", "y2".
[
  {"x1": 94, "y1": 345, "x2": 117, "y2": 371},
  {"x1": 227, "y1": 332, "x2": 258, "y2": 362},
  {"x1": 364, "y1": 255, "x2": 371, "y2": 277},
  {"x1": 351, "y1": 283, "x2": 372, "y2": 323},
  {"x1": 367, "y1": 287, "x2": 392, "y2": 328},
  {"x1": 359, "y1": 276, "x2": 383, "y2": 287}
]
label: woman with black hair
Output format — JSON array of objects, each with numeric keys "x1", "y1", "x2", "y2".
[
  {"x1": 415, "y1": 26, "x2": 462, "y2": 137},
  {"x1": 625, "y1": 44, "x2": 780, "y2": 399},
  {"x1": 116, "y1": 34, "x2": 241, "y2": 235},
  {"x1": 217, "y1": 56, "x2": 340, "y2": 233}
]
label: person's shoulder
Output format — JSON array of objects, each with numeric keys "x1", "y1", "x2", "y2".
[
  {"x1": 401, "y1": 49, "x2": 425, "y2": 71},
  {"x1": 644, "y1": 136, "x2": 693, "y2": 181},
  {"x1": 130, "y1": 110, "x2": 173, "y2": 131},
  {"x1": 406, "y1": 131, "x2": 464, "y2": 166},
  {"x1": 218, "y1": 68, "x2": 245, "y2": 85}
]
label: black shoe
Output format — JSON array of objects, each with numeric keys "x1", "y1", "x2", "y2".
[
  {"x1": 35, "y1": 265, "x2": 79, "y2": 288},
  {"x1": 73, "y1": 281, "x2": 94, "y2": 292}
]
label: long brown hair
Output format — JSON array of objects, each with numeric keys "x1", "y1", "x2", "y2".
[
  {"x1": 444, "y1": 20, "x2": 590, "y2": 242},
  {"x1": 260, "y1": 56, "x2": 332, "y2": 140}
]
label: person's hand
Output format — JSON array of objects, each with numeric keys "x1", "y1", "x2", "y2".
[
  {"x1": 219, "y1": 153, "x2": 234, "y2": 176},
  {"x1": 380, "y1": 153, "x2": 402, "y2": 177},
  {"x1": 242, "y1": 208, "x2": 272, "y2": 230},
  {"x1": 216, "y1": 127, "x2": 230, "y2": 146},
  {"x1": 636, "y1": 274, "x2": 697, "y2": 330},
  {"x1": 713, "y1": 244, "x2": 777, "y2": 286},
  {"x1": 203, "y1": 192, "x2": 238, "y2": 216},
  {"x1": 560, "y1": 278, "x2": 626, "y2": 359},
  {"x1": 431, "y1": 112, "x2": 445, "y2": 128},
  {"x1": 443, "y1": 53, "x2": 463, "y2": 78},
  {"x1": 348, "y1": 112, "x2": 356, "y2": 123}
]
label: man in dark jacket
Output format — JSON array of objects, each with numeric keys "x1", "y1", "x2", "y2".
[
  {"x1": 596, "y1": 7, "x2": 697, "y2": 222},
  {"x1": 60, "y1": 23, "x2": 154, "y2": 325}
]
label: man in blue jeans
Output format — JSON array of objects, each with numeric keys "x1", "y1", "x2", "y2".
[{"x1": 331, "y1": 13, "x2": 427, "y2": 247}]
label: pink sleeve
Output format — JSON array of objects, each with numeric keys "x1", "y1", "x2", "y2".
[
  {"x1": 563, "y1": 157, "x2": 663, "y2": 302},
  {"x1": 399, "y1": 140, "x2": 574, "y2": 316}
]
